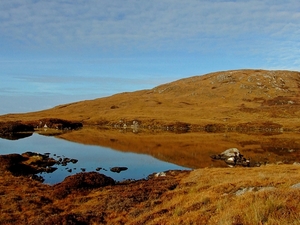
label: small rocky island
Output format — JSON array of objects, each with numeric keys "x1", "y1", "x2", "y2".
[{"x1": 0, "y1": 152, "x2": 79, "y2": 182}]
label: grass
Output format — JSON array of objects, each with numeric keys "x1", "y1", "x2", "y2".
[
  {"x1": 1, "y1": 162, "x2": 300, "y2": 224},
  {"x1": 135, "y1": 165, "x2": 300, "y2": 225},
  {"x1": 1, "y1": 70, "x2": 300, "y2": 131}
]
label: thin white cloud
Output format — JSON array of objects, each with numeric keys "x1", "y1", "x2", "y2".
[
  {"x1": 0, "y1": 0, "x2": 299, "y2": 72},
  {"x1": 1, "y1": 0, "x2": 299, "y2": 51}
]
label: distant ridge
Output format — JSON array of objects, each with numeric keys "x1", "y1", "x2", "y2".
[{"x1": 1, "y1": 69, "x2": 300, "y2": 131}]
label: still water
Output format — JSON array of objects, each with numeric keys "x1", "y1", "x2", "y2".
[{"x1": 0, "y1": 133, "x2": 190, "y2": 184}]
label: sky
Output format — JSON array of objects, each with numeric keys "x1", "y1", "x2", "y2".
[{"x1": 1, "y1": 0, "x2": 300, "y2": 114}]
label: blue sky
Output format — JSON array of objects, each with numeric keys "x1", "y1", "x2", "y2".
[{"x1": 1, "y1": 0, "x2": 299, "y2": 114}]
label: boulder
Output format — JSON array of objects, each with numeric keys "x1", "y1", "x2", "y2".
[
  {"x1": 219, "y1": 148, "x2": 241, "y2": 159},
  {"x1": 210, "y1": 148, "x2": 250, "y2": 167}
]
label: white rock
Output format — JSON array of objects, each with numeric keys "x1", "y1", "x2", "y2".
[
  {"x1": 291, "y1": 183, "x2": 300, "y2": 189},
  {"x1": 155, "y1": 172, "x2": 166, "y2": 177},
  {"x1": 220, "y1": 148, "x2": 240, "y2": 158}
]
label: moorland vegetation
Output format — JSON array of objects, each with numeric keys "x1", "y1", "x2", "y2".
[{"x1": 1, "y1": 69, "x2": 300, "y2": 224}]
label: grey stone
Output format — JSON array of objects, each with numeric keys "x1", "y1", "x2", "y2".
[{"x1": 290, "y1": 183, "x2": 300, "y2": 189}]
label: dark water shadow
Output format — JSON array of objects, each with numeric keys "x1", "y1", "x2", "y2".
[{"x1": 0, "y1": 132, "x2": 33, "y2": 140}]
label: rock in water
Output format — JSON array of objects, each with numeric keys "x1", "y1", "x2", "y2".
[
  {"x1": 110, "y1": 167, "x2": 128, "y2": 173},
  {"x1": 211, "y1": 148, "x2": 251, "y2": 167}
]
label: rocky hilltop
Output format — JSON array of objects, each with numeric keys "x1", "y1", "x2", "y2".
[{"x1": 1, "y1": 69, "x2": 300, "y2": 131}]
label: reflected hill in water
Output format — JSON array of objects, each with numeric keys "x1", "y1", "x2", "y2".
[{"x1": 56, "y1": 127, "x2": 300, "y2": 169}]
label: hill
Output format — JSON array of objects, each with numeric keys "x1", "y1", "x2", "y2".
[
  {"x1": 2, "y1": 69, "x2": 300, "y2": 224},
  {"x1": 1, "y1": 69, "x2": 300, "y2": 131}
]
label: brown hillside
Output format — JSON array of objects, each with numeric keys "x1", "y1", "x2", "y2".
[
  {"x1": 1, "y1": 69, "x2": 300, "y2": 130},
  {"x1": 2, "y1": 69, "x2": 300, "y2": 224}
]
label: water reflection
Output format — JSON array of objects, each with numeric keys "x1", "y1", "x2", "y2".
[
  {"x1": 57, "y1": 127, "x2": 300, "y2": 168},
  {"x1": 1, "y1": 128, "x2": 300, "y2": 184},
  {"x1": 0, "y1": 133, "x2": 189, "y2": 184}
]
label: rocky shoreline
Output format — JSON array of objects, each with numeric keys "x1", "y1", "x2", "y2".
[{"x1": 0, "y1": 151, "x2": 132, "y2": 183}]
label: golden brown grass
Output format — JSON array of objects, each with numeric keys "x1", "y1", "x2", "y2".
[
  {"x1": 125, "y1": 165, "x2": 300, "y2": 225},
  {"x1": 0, "y1": 172, "x2": 53, "y2": 224},
  {"x1": 1, "y1": 165, "x2": 300, "y2": 224}
]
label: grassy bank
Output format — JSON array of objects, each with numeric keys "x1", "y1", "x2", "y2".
[{"x1": 1, "y1": 164, "x2": 300, "y2": 224}]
